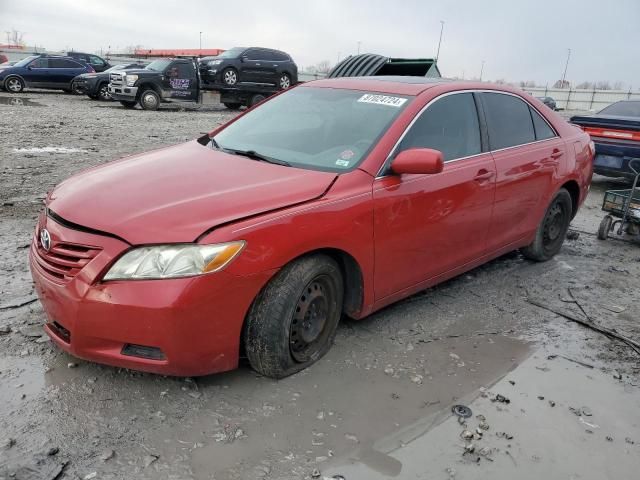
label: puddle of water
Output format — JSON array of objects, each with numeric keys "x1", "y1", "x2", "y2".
[{"x1": 0, "y1": 97, "x2": 43, "y2": 107}]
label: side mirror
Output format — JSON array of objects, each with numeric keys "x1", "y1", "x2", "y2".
[
  {"x1": 390, "y1": 148, "x2": 444, "y2": 175},
  {"x1": 27, "y1": 65, "x2": 34, "y2": 70}
]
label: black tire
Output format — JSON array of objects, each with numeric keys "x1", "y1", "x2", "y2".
[
  {"x1": 71, "y1": 82, "x2": 84, "y2": 95},
  {"x1": 222, "y1": 67, "x2": 238, "y2": 86},
  {"x1": 4, "y1": 76, "x2": 24, "y2": 93},
  {"x1": 249, "y1": 94, "x2": 266, "y2": 107},
  {"x1": 521, "y1": 188, "x2": 573, "y2": 261},
  {"x1": 139, "y1": 89, "x2": 160, "y2": 111},
  {"x1": 119, "y1": 100, "x2": 136, "y2": 109},
  {"x1": 245, "y1": 254, "x2": 344, "y2": 379},
  {"x1": 278, "y1": 72, "x2": 292, "y2": 90},
  {"x1": 223, "y1": 102, "x2": 242, "y2": 110},
  {"x1": 97, "y1": 82, "x2": 111, "y2": 101},
  {"x1": 598, "y1": 215, "x2": 613, "y2": 240}
]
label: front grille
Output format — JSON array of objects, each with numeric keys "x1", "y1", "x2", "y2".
[
  {"x1": 109, "y1": 72, "x2": 124, "y2": 86},
  {"x1": 33, "y1": 234, "x2": 101, "y2": 282}
]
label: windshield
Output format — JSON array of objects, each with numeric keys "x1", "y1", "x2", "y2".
[
  {"x1": 213, "y1": 87, "x2": 411, "y2": 172},
  {"x1": 145, "y1": 59, "x2": 172, "y2": 71},
  {"x1": 13, "y1": 56, "x2": 38, "y2": 67},
  {"x1": 599, "y1": 101, "x2": 640, "y2": 117},
  {"x1": 218, "y1": 47, "x2": 245, "y2": 59},
  {"x1": 105, "y1": 64, "x2": 127, "y2": 73}
]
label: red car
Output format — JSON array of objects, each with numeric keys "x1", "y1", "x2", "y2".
[{"x1": 30, "y1": 78, "x2": 594, "y2": 378}]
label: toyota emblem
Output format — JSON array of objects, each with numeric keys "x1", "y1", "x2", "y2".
[{"x1": 40, "y1": 228, "x2": 51, "y2": 252}]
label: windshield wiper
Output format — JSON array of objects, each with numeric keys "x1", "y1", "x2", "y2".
[{"x1": 225, "y1": 148, "x2": 291, "y2": 167}]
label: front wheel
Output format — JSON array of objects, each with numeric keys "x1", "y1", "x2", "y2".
[
  {"x1": 5, "y1": 76, "x2": 24, "y2": 93},
  {"x1": 521, "y1": 188, "x2": 572, "y2": 261},
  {"x1": 222, "y1": 67, "x2": 238, "y2": 86},
  {"x1": 97, "y1": 83, "x2": 111, "y2": 101},
  {"x1": 139, "y1": 89, "x2": 160, "y2": 110},
  {"x1": 278, "y1": 73, "x2": 291, "y2": 90},
  {"x1": 245, "y1": 254, "x2": 344, "y2": 378},
  {"x1": 597, "y1": 215, "x2": 613, "y2": 240}
]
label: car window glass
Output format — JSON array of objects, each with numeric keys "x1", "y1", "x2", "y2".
[
  {"x1": 598, "y1": 101, "x2": 640, "y2": 117},
  {"x1": 273, "y1": 52, "x2": 288, "y2": 61},
  {"x1": 244, "y1": 49, "x2": 260, "y2": 60},
  {"x1": 261, "y1": 50, "x2": 276, "y2": 61},
  {"x1": 30, "y1": 58, "x2": 49, "y2": 68},
  {"x1": 89, "y1": 55, "x2": 105, "y2": 66},
  {"x1": 397, "y1": 93, "x2": 481, "y2": 162},
  {"x1": 529, "y1": 107, "x2": 556, "y2": 141},
  {"x1": 50, "y1": 58, "x2": 81, "y2": 68},
  {"x1": 175, "y1": 63, "x2": 194, "y2": 78},
  {"x1": 482, "y1": 93, "x2": 536, "y2": 150}
]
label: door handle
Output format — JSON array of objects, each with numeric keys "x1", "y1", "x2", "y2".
[
  {"x1": 255, "y1": 63, "x2": 261, "y2": 66},
  {"x1": 474, "y1": 169, "x2": 495, "y2": 181},
  {"x1": 550, "y1": 149, "x2": 563, "y2": 159}
]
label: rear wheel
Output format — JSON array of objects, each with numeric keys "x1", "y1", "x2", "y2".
[
  {"x1": 521, "y1": 188, "x2": 572, "y2": 261},
  {"x1": 140, "y1": 89, "x2": 160, "y2": 110},
  {"x1": 5, "y1": 76, "x2": 24, "y2": 93},
  {"x1": 597, "y1": 215, "x2": 613, "y2": 240},
  {"x1": 249, "y1": 93, "x2": 266, "y2": 107},
  {"x1": 119, "y1": 100, "x2": 136, "y2": 109},
  {"x1": 245, "y1": 254, "x2": 343, "y2": 378}
]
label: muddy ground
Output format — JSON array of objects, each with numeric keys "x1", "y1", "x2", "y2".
[{"x1": 1, "y1": 91, "x2": 639, "y2": 480}]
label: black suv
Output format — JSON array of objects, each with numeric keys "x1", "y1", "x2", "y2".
[
  {"x1": 199, "y1": 47, "x2": 297, "y2": 90},
  {"x1": 66, "y1": 52, "x2": 111, "y2": 72}
]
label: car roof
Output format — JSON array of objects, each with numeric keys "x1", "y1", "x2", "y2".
[{"x1": 302, "y1": 76, "x2": 533, "y2": 97}]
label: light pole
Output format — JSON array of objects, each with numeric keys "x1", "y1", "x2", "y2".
[
  {"x1": 560, "y1": 48, "x2": 571, "y2": 88},
  {"x1": 479, "y1": 60, "x2": 485, "y2": 81},
  {"x1": 435, "y1": 20, "x2": 444, "y2": 63},
  {"x1": 199, "y1": 31, "x2": 202, "y2": 51},
  {"x1": 357, "y1": 41, "x2": 361, "y2": 55}
]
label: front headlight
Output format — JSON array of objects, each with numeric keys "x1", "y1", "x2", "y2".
[
  {"x1": 125, "y1": 74, "x2": 138, "y2": 86},
  {"x1": 208, "y1": 60, "x2": 223, "y2": 66},
  {"x1": 103, "y1": 241, "x2": 245, "y2": 281}
]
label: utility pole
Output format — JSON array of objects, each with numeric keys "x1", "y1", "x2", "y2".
[
  {"x1": 199, "y1": 32, "x2": 202, "y2": 51},
  {"x1": 356, "y1": 41, "x2": 361, "y2": 55},
  {"x1": 435, "y1": 20, "x2": 444, "y2": 63},
  {"x1": 479, "y1": 60, "x2": 485, "y2": 81},
  {"x1": 561, "y1": 48, "x2": 571, "y2": 88}
]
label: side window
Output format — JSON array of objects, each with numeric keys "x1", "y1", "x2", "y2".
[
  {"x1": 274, "y1": 52, "x2": 288, "y2": 61},
  {"x1": 482, "y1": 92, "x2": 535, "y2": 150},
  {"x1": 529, "y1": 106, "x2": 556, "y2": 141},
  {"x1": 89, "y1": 55, "x2": 105, "y2": 66},
  {"x1": 175, "y1": 63, "x2": 195, "y2": 78},
  {"x1": 50, "y1": 58, "x2": 82, "y2": 68},
  {"x1": 244, "y1": 49, "x2": 259, "y2": 60},
  {"x1": 397, "y1": 93, "x2": 481, "y2": 162},
  {"x1": 30, "y1": 58, "x2": 49, "y2": 68}
]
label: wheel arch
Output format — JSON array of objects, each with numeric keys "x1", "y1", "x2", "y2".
[
  {"x1": 136, "y1": 82, "x2": 161, "y2": 99},
  {"x1": 560, "y1": 179, "x2": 580, "y2": 219},
  {"x1": 3, "y1": 74, "x2": 25, "y2": 88}
]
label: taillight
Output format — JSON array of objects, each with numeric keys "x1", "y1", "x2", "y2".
[{"x1": 87, "y1": 65, "x2": 95, "y2": 73}]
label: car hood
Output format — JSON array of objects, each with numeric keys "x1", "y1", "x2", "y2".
[{"x1": 48, "y1": 140, "x2": 337, "y2": 244}]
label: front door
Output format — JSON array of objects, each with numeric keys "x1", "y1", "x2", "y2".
[
  {"x1": 239, "y1": 49, "x2": 272, "y2": 84},
  {"x1": 479, "y1": 92, "x2": 564, "y2": 250},
  {"x1": 163, "y1": 61, "x2": 198, "y2": 101},
  {"x1": 22, "y1": 57, "x2": 50, "y2": 87},
  {"x1": 373, "y1": 92, "x2": 496, "y2": 300}
]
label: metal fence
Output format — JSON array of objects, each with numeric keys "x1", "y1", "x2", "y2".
[{"x1": 521, "y1": 86, "x2": 640, "y2": 111}]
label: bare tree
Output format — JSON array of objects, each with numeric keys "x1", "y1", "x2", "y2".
[
  {"x1": 612, "y1": 81, "x2": 625, "y2": 90},
  {"x1": 595, "y1": 81, "x2": 612, "y2": 90},
  {"x1": 314, "y1": 60, "x2": 332, "y2": 75},
  {"x1": 553, "y1": 79, "x2": 570, "y2": 88},
  {"x1": 575, "y1": 81, "x2": 594, "y2": 89}
]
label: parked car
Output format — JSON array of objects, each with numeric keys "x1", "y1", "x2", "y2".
[
  {"x1": 0, "y1": 55, "x2": 95, "y2": 93},
  {"x1": 536, "y1": 96, "x2": 557, "y2": 110},
  {"x1": 72, "y1": 62, "x2": 147, "y2": 100},
  {"x1": 571, "y1": 100, "x2": 640, "y2": 179},
  {"x1": 199, "y1": 47, "x2": 297, "y2": 90},
  {"x1": 66, "y1": 51, "x2": 111, "y2": 72},
  {"x1": 109, "y1": 58, "x2": 279, "y2": 110},
  {"x1": 29, "y1": 78, "x2": 593, "y2": 378}
]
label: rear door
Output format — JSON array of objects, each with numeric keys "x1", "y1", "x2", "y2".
[
  {"x1": 49, "y1": 58, "x2": 85, "y2": 87},
  {"x1": 480, "y1": 92, "x2": 565, "y2": 251},
  {"x1": 373, "y1": 92, "x2": 497, "y2": 300}
]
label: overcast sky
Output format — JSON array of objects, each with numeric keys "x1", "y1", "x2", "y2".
[{"x1": 1, "y1": 0, "x2": 638, "y2": 87}]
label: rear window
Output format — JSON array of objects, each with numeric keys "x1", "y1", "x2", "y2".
[
  {"x1": 598, "y1": 101, "x2": 640, "y2": 117},
  {"x1": 482, "y1": 92, "x2": 536, "y2": 150}
]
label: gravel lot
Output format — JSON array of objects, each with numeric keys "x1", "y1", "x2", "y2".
[{"x1": 1, "y1": 91, "x2": 639, "y2": 480}]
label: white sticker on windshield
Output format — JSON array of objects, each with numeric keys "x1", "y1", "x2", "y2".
[
  {"x1": 335, "y1": 159, "x2": 350, "y2": 167},
  {"x1": 357, "y1": 94, "x2": 407, "y2": 107}
]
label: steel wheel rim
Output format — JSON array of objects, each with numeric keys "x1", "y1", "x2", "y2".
[
  {"x1": 224, "y1": 70, "x2": 237, "y2": 85},
  {"x1": 143, "y1": 93, "x2": 158, "y2": 108},
  {"x1": 280, "y1": 75, "x2": 290, "y2": 89},
  {"x1": 543, "y1": 202, "x2": 565, "y2": 245},
  {"x1": 290, "y1": 275, "x2": 335, "y2": 363},
  {"x1": 7, "y1": 78, "x2": 21, "y2": 92}
]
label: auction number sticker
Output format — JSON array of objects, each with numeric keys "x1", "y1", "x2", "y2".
[{"x1": 357, "y1": 94, "x2": 407, "y2": 107}]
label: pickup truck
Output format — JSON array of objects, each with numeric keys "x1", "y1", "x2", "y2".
[
  {"x1": 571, "y1": 100, "x2": 640, "y2": 179},
  {"x1": 108, "y1": 57, "x2": 280, "y2": 110}
]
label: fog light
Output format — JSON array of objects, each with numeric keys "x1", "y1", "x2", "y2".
[{"x1": 121, "y1": 344, "x2": 166, "y2": 360}]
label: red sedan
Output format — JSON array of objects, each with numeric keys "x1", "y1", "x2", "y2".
[{"x1": 29, "y1": 78, "x2": 594, "y2": 377}]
